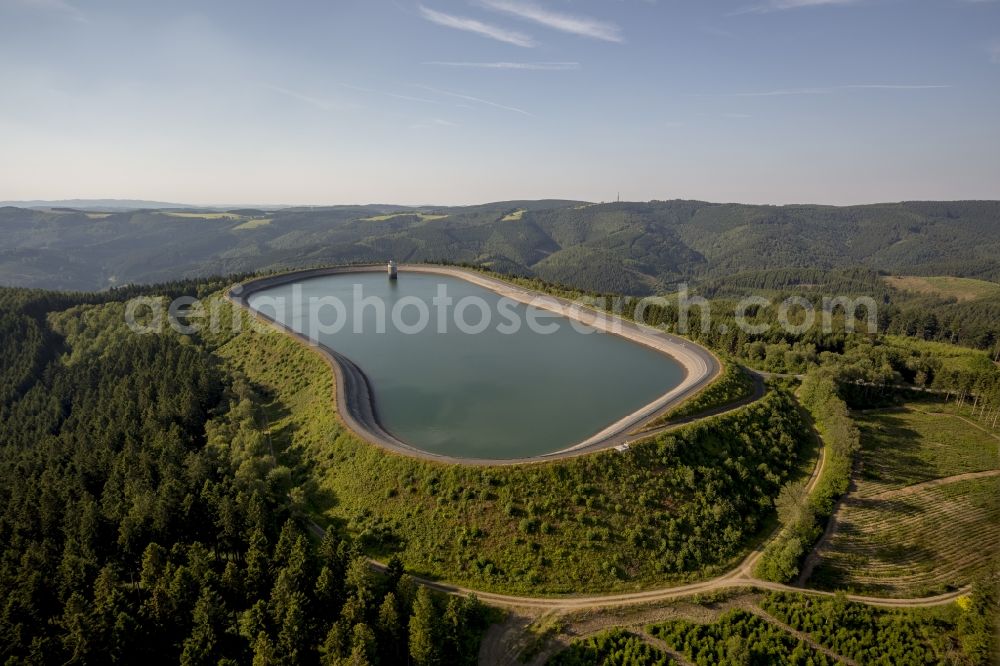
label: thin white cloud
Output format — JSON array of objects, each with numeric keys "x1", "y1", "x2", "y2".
[
  {"x1": 339, "y1": 82, "x2": 439, "y2": 105},
  {"x1": 695, "y1": 84, "x2": 949, "y2": 97},
  {"x1": 479, "y1": 0, "x2": 623, "y2": 42},
  {"x1": 416, "y1": 85, "x2": 533, "y2": 116},
  {"x1": 732, "y1": 0, "x2": 864, "y2": 15},
  {"x1": 721, "y1": 87, "x2": 834, "y2": 97},
  {"x1": 262, "y1": 85, "x2": 357, "y2": 112},
  {"x1": 411, "y1": 118, "x2": 459, "y2": 129},
  {"x1": 842, "y1": 84, "x2": 952, "y2": 90},
  {"x1": 422, "y1": 61, "x2": 580, "y2": 70},
  {"x1": 417, "y1": 4, "x2": 534, "y2": 47}
]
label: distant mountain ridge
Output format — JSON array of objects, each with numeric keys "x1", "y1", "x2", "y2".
[
  {"x1": 0, "y1": 199, "x2": 997, "y2": 293},
  {"x1": 0, "y1": 199, "x2": 203, "y2": 211}
]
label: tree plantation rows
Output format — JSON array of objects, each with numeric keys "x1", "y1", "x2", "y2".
[
  {"x1": 760, "y1": 590, "x2": 999, "y2": 665},
  {"x1": 0, "y1": 285, "x2": 491, "y2": 664},
  {"x1": 549, "y1": 586, "x2": 998, "y2": 666},
  {"x1": 651, "y1": 610, "x2": 836, "y2": 665},
  {"x1": 548, "y1": 629, "x2": 672, "y2": 665}
]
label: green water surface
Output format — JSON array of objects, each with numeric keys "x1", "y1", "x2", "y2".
[{"x1": 247, "y1": 272, "x2": 683, "y2": 459}]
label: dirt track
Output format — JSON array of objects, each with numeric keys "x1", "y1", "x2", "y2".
[
  {"x1": 868, "y1": 469, "x2": 1000, "y2": 500},
  {"x1": 327, "y1": 432, "x2": 969, "y2": 612},
  {"x1": 234, "y1": 265, "x2": 970, "y2": 613}
]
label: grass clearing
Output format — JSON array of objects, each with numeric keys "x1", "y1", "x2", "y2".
[
  {"x1": 500, "y1": 209, "x2": 526, "y2": 222},
  {"x1": 232, "y1": 218, "x2": 273, "y2": 230},
  {"x1": 884, "y1": 275, "x2": 1000, "y2": 302},
  {"x1": 164, "y1": 211, "x2": 244, "y2": 220},
  {"x1": 810, "y1": 476, "x2": 1000, "y2": 597},
  {"x1": 361, "y1": 212, "x2": 449, "y2": 222},
  {"x1": 809, "y1": 403, "x2": 1000, "y2": 596},
  {"x1": 853, "y1": 406, "x2": 1000, "y2": 497}
]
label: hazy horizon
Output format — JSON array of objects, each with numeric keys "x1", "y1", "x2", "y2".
[
  {"x1": 2, "y1": 0, "x2": 999, "y2": 206},
  {"x1": 6, "y1": 195, "x2": 1000, "y2": 210}
]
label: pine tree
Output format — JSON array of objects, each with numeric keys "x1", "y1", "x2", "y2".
[
  {"x1": 408, "y1": 587, "x2": 440, "y2": 666},
  {"x1": 377, "y1": 592, "x2": 402, "y2": 664},
  {"x1": 251, "y1": 631, "x2": 277, "y2": 666},
  {"x1": 349, "y1": 623, "x2": 377, "y2": 665},
  {"x1": 180, "y1": 588, "x2": 224, "y2": 666},
  {"x1": 383, "y1": 555, "x2": 404, "y2": 594},
  {"x1": 276, "y1": 591, "x2": 309, "y2": 662},
  {"x1": 245, "y1": 527, "x2": 269, "y2": 599},
  {"x1": 58, "y1": 591, "x2": 92, "y2": 663}
]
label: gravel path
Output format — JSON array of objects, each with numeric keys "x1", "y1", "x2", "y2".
[{"x1": 240, "y1": 265, "x2": 967, "y2": 615}]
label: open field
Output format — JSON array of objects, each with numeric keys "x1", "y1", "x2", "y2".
[
  {"x1": 884, "y1": 275, "x2": 1000, "y2": 302},
  {"x1": 501, "y1": 208, "x2": 526, "y2": 221},
  {"x1": 163, "y1": 211, "x2": 244, "y2": 219},
  {"x1": 809, "y1": 476, "x2": 1000, "y2": 597},
  {"x1": 538, "y1": 588, "x2": 980, "y2": 666},
  {"x1": 808, "y1": 405, "x2": 999, "y2": 597},
  {"x1": 852, "y1": 406, "x2": 1000, "y2": 497},
  {"x1": 232, "y1": 217, "x2": 272, "y2": 230},
  {"x1": 361, "y1": 211, "x2": 449, "y2": 222}
]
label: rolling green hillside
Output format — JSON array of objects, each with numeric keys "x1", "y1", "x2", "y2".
[{"x1": 1, "y1": 200, "x2": 999, "y2": 294}]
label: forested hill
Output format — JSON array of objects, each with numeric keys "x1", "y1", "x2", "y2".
[
  {"x1": 0, "y1": 286, "x2": 493, "y2": 664},
  {"x1": 1, "y1": 199, "x2": 999, "y2": 294}
]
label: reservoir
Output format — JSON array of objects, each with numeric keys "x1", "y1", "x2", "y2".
[{"x1": 246, "y1": 271, "x2": 685, "y2": 460}]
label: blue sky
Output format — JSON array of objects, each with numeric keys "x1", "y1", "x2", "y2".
[{"x1": 0, "y1": 0, "x2": 998, "y2": 205}]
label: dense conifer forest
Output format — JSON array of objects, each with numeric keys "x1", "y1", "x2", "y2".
[{"x1": 0, "y1": 285, "x2": 492, "y2": 664}]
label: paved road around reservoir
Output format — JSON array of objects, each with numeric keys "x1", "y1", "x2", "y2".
[{"x1": 229, "y1": 264, "x2": 726, "y2": 466}]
